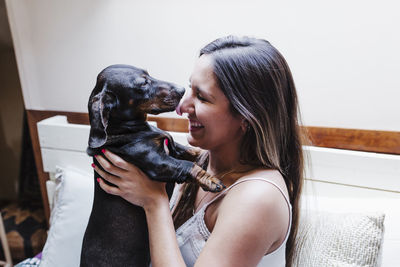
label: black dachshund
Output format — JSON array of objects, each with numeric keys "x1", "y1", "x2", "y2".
[{"x1": 80, "y1": 64, "x2": 224, "y2": 267}]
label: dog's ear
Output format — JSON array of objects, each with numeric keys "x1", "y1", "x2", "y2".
[{"x1": 88, "y1": 87, "x2": 117, "y2": 148}]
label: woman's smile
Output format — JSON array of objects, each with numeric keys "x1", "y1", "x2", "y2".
[{"x1": 189, "y1": 119, "x2": 204, "y2": 132}]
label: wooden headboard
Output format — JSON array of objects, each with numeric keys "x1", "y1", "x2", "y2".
[{"x1": 26, "y1": 109, "x2": 400, "y2": 224}]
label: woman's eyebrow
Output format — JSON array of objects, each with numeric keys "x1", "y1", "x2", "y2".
[
  {"x1": 198, "y1": 87, "x2": 216, "y2": 101},
  {"x1": 188, "y1": 79, "x2": 216, "y2": 101}
]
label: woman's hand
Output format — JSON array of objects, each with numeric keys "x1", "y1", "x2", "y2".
[{"x1": 92, "y1": 149, "x2": 169, "y2": 211}]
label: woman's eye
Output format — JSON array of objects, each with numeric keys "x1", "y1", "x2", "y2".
[{"x1": 196, "y1": 92, "x2": 207, "y2": 102}]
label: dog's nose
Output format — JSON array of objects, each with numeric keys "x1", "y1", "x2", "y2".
[{"x1": 176, "y1": 87, "x2": 185, "y2": 98}]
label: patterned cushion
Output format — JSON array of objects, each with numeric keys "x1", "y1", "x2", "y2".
[
  {"x1": 14, "y1": 252, "x2": 42, "y2": 267},
  {"x1": 292, "y1": 211, "x2": 385, "y2": 267},
  {"x1": 0, "y1": 203, "x2": 47, "y2": 263}
]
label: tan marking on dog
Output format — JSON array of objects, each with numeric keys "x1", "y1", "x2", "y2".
[{"x1": 190, "y1": 165, "x2": 225, "y2": 192}]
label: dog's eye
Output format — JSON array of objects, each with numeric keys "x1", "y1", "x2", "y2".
[{"x1": 136, "y1": 77, "x2": 149, "y2": 87}]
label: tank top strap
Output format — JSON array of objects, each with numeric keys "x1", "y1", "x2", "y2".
[{"x1": 203, "y1": 177, "x2": 292, "y2": 210}]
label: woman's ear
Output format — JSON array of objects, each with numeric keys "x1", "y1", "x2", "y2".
[{"x1": 240, "y1": 118, "x2": 250, "y2": 133}]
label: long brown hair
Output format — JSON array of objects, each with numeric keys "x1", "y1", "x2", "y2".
[{"x1": 173, "y1": 36, "x2": 304, "y2": 267}]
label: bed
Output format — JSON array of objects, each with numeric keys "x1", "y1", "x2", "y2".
[{"x1": 17, "y1": 111, "x2": 400, "y2": 266}]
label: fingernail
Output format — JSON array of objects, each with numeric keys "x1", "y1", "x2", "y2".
[
  {"x1": 97, "y1": 178, "x2": 100, "y2": 183},
  {"x1": 101, "y1": 149, "x2": 106, "y2": 153},
  {"x1": 91, "y1": 163, "x2": 95, "y2": 168},
  {"x1": 164, "y1": 138, "x2": 168, "y2": 146},
  {"x1": 94, "y1": 155, "x2": 98, "y2": 158}
]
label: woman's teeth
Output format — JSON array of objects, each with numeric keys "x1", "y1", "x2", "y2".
[{"x1": 190, "y1": 121, "x2": 204, "y2": 128}]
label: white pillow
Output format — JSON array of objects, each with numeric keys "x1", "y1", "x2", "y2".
[
  {"x1": 40, "y1": 166, "x2": 94, "y2": 267},
  {"x1": 292, "y1": 210, "x2": 385, "y2": 267}
]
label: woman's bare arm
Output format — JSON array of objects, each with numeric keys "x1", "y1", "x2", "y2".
[{"x1": 144, "y1": 199, "x2": 186, "y2": 267}]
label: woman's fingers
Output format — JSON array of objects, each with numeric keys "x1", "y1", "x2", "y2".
[
  {"x1": 101, "y1": 149, "x2": 145, "y2": 177},
  {"x1": 102, "y1": 149, "x2": 130, "y2": 171},
  {"x1": 95, "y1": 153, "x2": 126, "y2": 177},
  {"x1": 92, "y1": 159, "x2": 123, "y2": 196},
  {"x1": 97, "y1": 178, "x2": 121, "y2": 196},
  {"x1": 92, "y1": 162, "x2": 121, "y2": 186},
  {"x1": 92, "y1": 149, "x2": 169, "y2": 208}
]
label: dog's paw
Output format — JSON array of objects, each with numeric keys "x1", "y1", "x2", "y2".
[
  {"x1": 200, "y1": 176, "x2": 226, "y2": 192},
  {"x1": 190, "y1": 165, "x2": 226, "y2": 192}
]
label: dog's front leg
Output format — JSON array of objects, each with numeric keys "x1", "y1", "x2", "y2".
[
  {"x1": 172, "y1": 142, "x2": 202, "y2": 162},
  {"x1": 189, "y1": 164, "x2": 226, "y2": 192},
  {"x1": 140, "y1": 154, "x2": 224, "y2": 193}
]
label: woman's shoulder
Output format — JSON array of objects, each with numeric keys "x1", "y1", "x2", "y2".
[
  {"x1": 217, "y1": 168, "x2": 288, "y2": 211},
  {"x1": 213, "y1": 169, "x2": 291, "y2": 251},
  {"x1": 227, "y1": 170, "x2": 287, "y2": 204},
  {"x1": 234, "y1": 168, "x2": 288, "y2": 197}
]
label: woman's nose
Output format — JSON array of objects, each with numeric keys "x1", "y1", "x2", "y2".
[{"x1": 176, "y1": 93, "x2": 193, "y2": 116}]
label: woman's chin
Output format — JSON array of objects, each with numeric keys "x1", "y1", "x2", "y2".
[
  {"x1": 187, "y1": 135, "x2": 202, "y2": 148},
  {"x1": 187, "y1": 135, "x2": 196, "y2": 146}
]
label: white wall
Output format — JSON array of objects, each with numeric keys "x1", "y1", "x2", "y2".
[{"x1": 6, "y1": 0, "x2": 400, "y2": 131}]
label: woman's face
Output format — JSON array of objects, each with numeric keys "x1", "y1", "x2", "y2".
[{"x1": 178, "y1": 55, "x2": 244, "y2": 152}]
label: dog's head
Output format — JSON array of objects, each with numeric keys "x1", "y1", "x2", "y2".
[{"x1": 88, "y1": 64, "x2": 185, "y2": 148}]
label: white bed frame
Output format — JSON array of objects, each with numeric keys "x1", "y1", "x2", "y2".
[{"x1": 37, "y1": 115, "x2": 400, "y2": 266}]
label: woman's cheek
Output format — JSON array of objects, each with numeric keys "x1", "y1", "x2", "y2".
[{"x1": 196, "y1": 104, "x2": 214, "y2": 122}]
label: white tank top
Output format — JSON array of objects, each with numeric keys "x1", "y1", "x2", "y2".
[{"x1": 170, "y1": 178, "x2": 292, "y2": 267}]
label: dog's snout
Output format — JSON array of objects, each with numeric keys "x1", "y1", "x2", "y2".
[{"x1": 176, "y1": 87, "x2": 185, "y2": 98}]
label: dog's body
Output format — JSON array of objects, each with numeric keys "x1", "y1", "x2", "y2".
[{"x1": 80, "y1": 65, "x2": 224, "y2": 267}]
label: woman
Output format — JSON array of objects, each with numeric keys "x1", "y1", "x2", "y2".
[{"x1": 93, "y1": 36, "x2": 303, "y2": 267}]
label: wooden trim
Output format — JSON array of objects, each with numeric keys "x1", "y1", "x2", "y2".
[
  {"x1": 147, "y1": 115, "x2": 188, "y2": 132},
  {"x1": 26, "y1": 109, "x2": 400, "y2": 225},
  {"x1": 305, "y1": 126, "x2": 400, "y2": 155}
]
